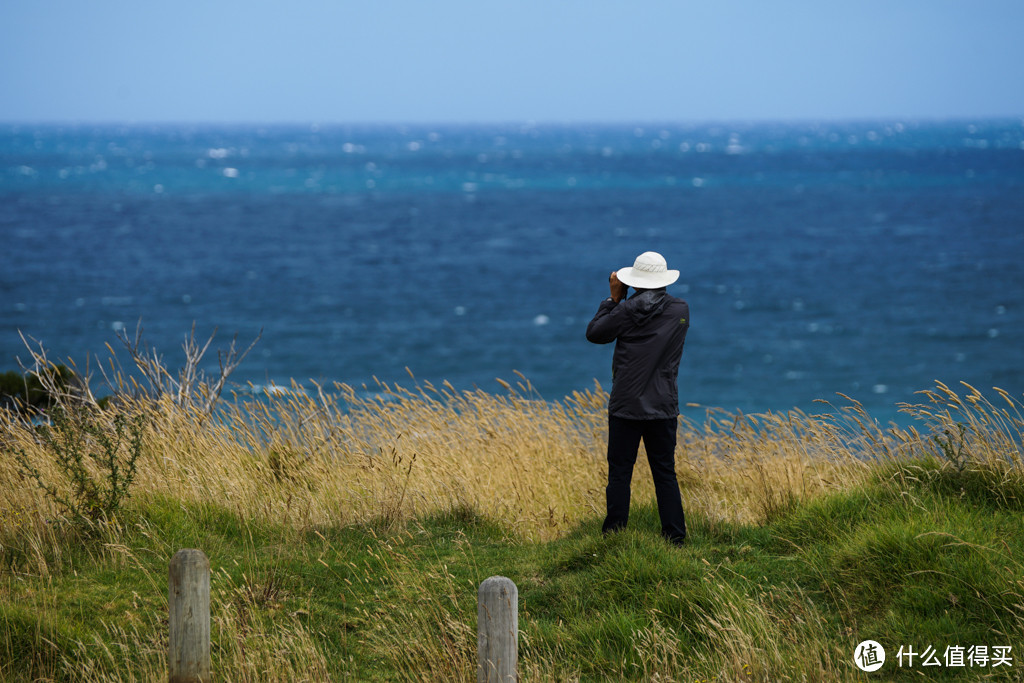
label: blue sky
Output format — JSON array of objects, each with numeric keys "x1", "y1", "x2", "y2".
[{"x1": 2, "y1": 0, "x2": 1022, "y2": 123}]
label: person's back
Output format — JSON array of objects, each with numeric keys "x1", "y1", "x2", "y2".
[
  {"x1": 586, "y1": 287, "x2": 689, "y2": 419},
  {"x1": 586, "y1": 251, "x2": 689, "y2": 545}
]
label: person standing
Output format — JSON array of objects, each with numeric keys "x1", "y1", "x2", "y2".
[{"x1": 586, "y1": 251, "x2": 689, "y2": 545}]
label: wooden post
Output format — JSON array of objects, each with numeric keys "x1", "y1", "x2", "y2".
[
  {"x1": 169, "y1": 549, "x2": 211, "y2": 683},
  {"x1": 477, "y1": 576, "x2": 517, "y2": 682}
]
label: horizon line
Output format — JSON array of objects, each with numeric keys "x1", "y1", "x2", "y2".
[{"x1": 3, "y1": 114, "x2": 1023, "y2": 129}]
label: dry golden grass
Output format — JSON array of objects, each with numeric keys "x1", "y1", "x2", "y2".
[
  {"x1": 8, "y1": 373, "x2": 1021, "y2": 546},
  {"x1": 0, "y1": 370, "x2": 923, "y2": 544}
]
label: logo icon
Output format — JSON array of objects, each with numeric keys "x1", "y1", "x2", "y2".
[{"x1": 855, "y1": 640, "x2": 886, "y2": 672}]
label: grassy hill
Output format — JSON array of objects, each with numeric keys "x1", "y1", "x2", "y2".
[{"x1": 2, "y1": 377, "x2": 1023, "y2": 681}]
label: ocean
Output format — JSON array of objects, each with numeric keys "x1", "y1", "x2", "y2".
[{"x1": 2, "y1": 120, "x2": 1023, "y2": 425}]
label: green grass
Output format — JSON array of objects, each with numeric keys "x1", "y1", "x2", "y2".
[{"x1": 2, "y1": 456, "x2": 1023, "y2": 681}]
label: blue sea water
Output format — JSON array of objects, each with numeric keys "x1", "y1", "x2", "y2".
[{"x1": 2, "y1": 120, "x2": 1023, "y2": 424}]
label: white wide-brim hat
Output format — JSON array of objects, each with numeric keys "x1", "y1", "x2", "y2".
[{"x1": 616, "y1": 251, "x2": 679, "y2": 289}]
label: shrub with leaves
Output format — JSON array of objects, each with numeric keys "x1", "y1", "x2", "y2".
[
  {"x1": 14, "y1": 407, "x2": 145, "y2": 523},
  {"x1": 932, "y1": 422, "x2": 970, "y2": 472}
]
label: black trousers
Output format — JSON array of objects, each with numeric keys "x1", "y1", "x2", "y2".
[{"x1": 603, "y1": 415, "x2": 687, "y2": 544}]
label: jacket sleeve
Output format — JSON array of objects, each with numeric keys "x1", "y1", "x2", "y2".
[{"x1": 586, "y1": 298, "x2": 628, "y2": 344}]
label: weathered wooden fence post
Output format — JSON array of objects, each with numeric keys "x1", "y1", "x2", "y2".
[
  {"x1": 477, "y1": 576, "x2": 518, "y2": 682},
  {"x1": 169, "y1": 549, "x2": 211, "y2": 683}
]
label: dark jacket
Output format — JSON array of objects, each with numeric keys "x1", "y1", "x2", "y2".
[{"x1": 586, "y1": 288, "x2": 689, "y2": 419}]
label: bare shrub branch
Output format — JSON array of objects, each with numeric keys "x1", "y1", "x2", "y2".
[
  {"x1": 112, "y1": 320, "x2": 262, "y2": 419},
  {"x1": 15, "y1": 322, "x2": 261, "y2": 421},
  {"x1": 16, "y1": 331, "x2": 101, "y2": 411}
]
